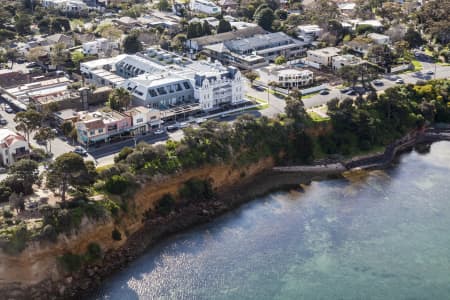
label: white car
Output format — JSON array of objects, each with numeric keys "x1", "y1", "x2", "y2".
[
  {"x1": 73, "y1": 146, "x2": 88, "y2": 156},
  {"x1": 395, "y1": 79, "x2": 404, "y2": 84}
]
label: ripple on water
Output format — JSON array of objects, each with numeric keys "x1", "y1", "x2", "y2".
[{"x1": 92, "y1": 141, "x2": 450, "y2": 300}]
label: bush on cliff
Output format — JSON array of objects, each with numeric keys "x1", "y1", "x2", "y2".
[
  {"x1": 59, "y1": 253, "x2": 83, "y2": 273},
  {"x1": 112, "y1": 229, "x2": 122, "y2": 241},
  {"x1": 104, "y1": 175, "x2": 131, "y2": 195},
  {"x1": 179, "y1": 178, "x2": 214, "y2": 202},
  {"x1": 85, "y1": 242, "x2": 102, "y2": 262},
  {"x1": 155, "y1": 193, "x2": 176, "y2": 216},
  {"x1": 1, "y1": 224, "x2": 29, "y2": 255}
]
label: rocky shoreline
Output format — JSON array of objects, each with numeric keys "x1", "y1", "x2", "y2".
[{"x1": 3, "y1": 126, "x2": 450, "y2": 300}]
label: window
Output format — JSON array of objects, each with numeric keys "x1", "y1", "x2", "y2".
[
  {"x1": 136, "y1": 118, "x2": 143, "y2": 123},
  {"x1": 90, "y1": 130, "x2": 95, "y2": 135},
  {"x1": 183, "y1": 82, "x2": 190, "y2": 89},
  {"x1": 98, "y1": 128, "x2": 103, "y2": 133}
]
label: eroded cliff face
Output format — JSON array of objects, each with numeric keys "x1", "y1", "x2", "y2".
[{"x1": 0, "y1": 157, "x2": 274, "y2": 294}]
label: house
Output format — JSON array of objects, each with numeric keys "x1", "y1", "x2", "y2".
[
  {"x1": 46, "y1": 34, "x2": 75, "y2": 49},
  {"x1": 218, "y1": 0, "x2": 239, "y2": 12},
  {"x1": 0, "y1": 129, "x2": 29, "y2": 167},
  {"x1": 258, "y1": 65, "x2": 314, "y2": 89},
  {"x1": 331, "y1": 54, "x2": 364, "y2": 70},
  {"x1": 306, "y1": 47, "x2": 341, "y2": 67},
  {"x1": 82, "y1": 38, "x2": 118, "y2": 56},
  {"x1": 297, "y1": 25, "x2": 323, "y2": 42},
  {"x1": 189, "y1": 0, "x2": 222, "y2": 15},
  {"x1": 113, "y1": 17, "x2": 140, "y2": 30},
  {"x1": 42, "y1": 0, "x2": 88, "y2": 12},
  {"x1": 75, "y1": 110, "x2": 132, "y2": 145},
  {"x1": 345, "y1": 38, "x2": 372, "y2": 55},
  {"x1": 338, "y1": 2, "x2": 357, "y2": 16},
  {"x1": 368, "y1": 33, "x2": 391, "y2": 45},
  {"x1": 53, "y1": 108, "x2": 79, "y2": 126}
]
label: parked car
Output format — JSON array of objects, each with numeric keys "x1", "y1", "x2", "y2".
[
  {"x1": 395, "y1": 79, "x2": 404, "y2": 84},
  {"x1": 426, "y1": 70, "x2": 434, "y2": 75},
  {"x1": 154, "y1": 129, "x2": 165, "y2": 135},
  {"x1": 0, "y1": 167, "x2": 7, "y2": 174},
  {"x1": 26, "y1": 62, "x2": 39, "y2": 68},
  {"x1": 166, "y1": 125, "x2": 178, "y2": 132},
  {"x1": 73, "y1": 146, "x2": 88, "y2": 156},
  {"x1": 0, "y1": 119, "x2": 7, "y2": 126},
  {"x1": 346, "y1": 89, "x2": 356, "y2": 96},
  {"x1": 5, "y1": 107, "x2": 13, "y2": 113},
  {"x1": 178, "y1": 122, "x2": 189, "y2": 129},
  {"x1": 319, "y1": 89, "x2": 329, "y2": 95},
  {"x1": 340, "y1": 87, "x2": 351, "y2": 93},
  {"x1": 373, "y1": 80, "x2": 383, "y2": 86},
  {"x1": 254, "y1": 86, "x2": 265, "y2": 92}
]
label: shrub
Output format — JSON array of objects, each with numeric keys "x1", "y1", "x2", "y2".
[
  {"x1": 104, "y1": 175, "x2": 130, "y2": 195},
  {"x1": 59, "y1": 253, "x2": 83, "y2": 273},
  {"x1": 111, "y1": 229, "x2": 122, "y2": 241},
  {"x1": 155, "y1": 193, "x2": 175, "y2": 215},
  {"x1": 2, "y1": 225, "x2": 29, "y2": 255},
  {"x1": 0, "y1": 184, "x2": 12, "y2": 203},
  {"x1": 114, "y1": 147, "x2": 134, "y2": 163},
  {"x1": 40, "y1": 224, "x2": 58, "y2": 242},
  {"x1": 2, "y1": 209, "x2": 13, "y2": 218},
  {"x1": 179, "y1": 178, "x2": 214, "y2": 202},
  {"x1": 85, "y1": 242, "x2": 102, "y2": 262}
]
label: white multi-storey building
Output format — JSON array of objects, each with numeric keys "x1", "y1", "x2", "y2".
[
  {"x1": 42, "y1": 0, "x2": 88, "y2": 12},
  {"x1": 82, "y1": 38, "x2": 119, "y2": 56},
  {"x1": 259, "y1": 66, "x2": 314, "y2": 89},
  {"x1": 189, "y1": 0, "x2": 222, "y2": 15},
  {"x1": 194, "y1": 65, "x2": 243, "y2": 110}
]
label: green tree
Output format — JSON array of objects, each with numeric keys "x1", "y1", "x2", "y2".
[
  {"x1": 46, "y1": 153, "x2": 90, "y2": 202},
  {"x1": 157, "y1": 0, "x2": 171, "y2": 11},
  {"x1": 202, "y1": 21, "x2": 212, "y2": 35},
  {"x1": 285, "y1": 95, "x2": 307, "y2": 121},
  {"x1": 6, "y1": 159, "x2": 39, "y2": 195},
  {"x1": 15, "y1": 14, "x2": 32, "y2": 35},
  {"x1": 38, "y1": 19, "x2": 51, "y2": 34},
  {"x1": 274, "y1": 55, "x2": 286, "y2": 65},
  {"x1": 6, "y1": 49, "x2": 18, "y2": 70},
  {"x1": 14, "y1": 109, "x2": 43, "y2": 144},
  {"x1": 123, "y1": 33, "x2": 143, "y2": 54},
  {"x1": 187, "y1": 22, "x2": 204, "y2": 39},
  {"x1": 244, "y1": 71, "x2": 258, "y2": 86},
  {"x1": 35, "y1": 127, "x2": 56, "y2": 153},
  {"x1": 71, "y1": 51, "x2": 85, "y2": 69},
  {"x1": 108, "y1": 87, "x2": 132, "y2": 110},
  {"x1": 404, "y1": 28, "x2": 424, "y2": 48},
  {"x1": 255, "y1": 7, "x2": 275, "y2": 31},
  {"x1": 51, "y1": 17, "x2": 71, "y2": 33},
  {"x1": 217, "y1": 19, "x2": 232, "y2": 34},
  {"x1": 50, "y1": 43, "x2": 68, "y2": 69}
]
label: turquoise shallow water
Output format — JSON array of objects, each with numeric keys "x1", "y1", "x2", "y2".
[{"x1": 92, "y1": 141, "x2": 450, "y2": 300}]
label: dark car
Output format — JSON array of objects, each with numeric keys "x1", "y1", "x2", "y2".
[
  {"x1": 346, "y1": 89, "x2": 356, "y2": 96},
  {"x1": 340, "y1": 87, "x2": 351, "y2": 93},
  {"x1": 319, "y1": 89, "x2": 329, "y2": 95},
  {"x1": 0, "y1": 119, "x2": 7, "y2": 126},
  {"x1": 166, "y1": 125, "x2": 178, "y2": 132},
  {"x1": 373, "y1": 80, "x2": 383, "y2": 86}
]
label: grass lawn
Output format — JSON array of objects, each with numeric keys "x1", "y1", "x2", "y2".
[
  {"x1": 308, "y1": 111, "x2": 330, "y2": 122},
  {"x1": 411, "y1": 59, "x2": 423, "y2": 71}
]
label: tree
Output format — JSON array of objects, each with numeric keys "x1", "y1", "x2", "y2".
[
  {"x1": 255, "y1": 7, "x2": 275, "y2": 31},
  {"x1": 15, "y1": 14, "x2": 32, "y2": 35},
  {"x1": 274, "y1": 55, "x2": 286, "y2": 65},
  {"x1": 38, "y1": 19, "x2": 51, "y2": 34},
  {"x1": 217, "y1": 19, "x2": 232, "y2": 34},
  {"x1": 187, "y1": 22, "x2": 204, "y2": 38},
  {"x1": 51, "y1": 17, "x2": 71, "y2": 33},
  {"x1": 9, "y1": 193, "x2": 24, "y2": 214},
  {"x1": 367, "y1": 44, "x2": 394, "y2": 70},
  {"x1": 285, "y1": 94, "x2": 307, "y2": 121},
  {"x1": 7, "y1": 159, "x2": 39, "y2": 195},
  {"x1": 404, "y1": 28, "x2": 424, "y2": 48},
  {"x1": 6, "y1": 49, "x2": 18, "y2": 70},
  {"x1": 61, "y1": 121, "x2": 74, "y2": 137},
  {"x1": 71, "y1": 51, "x2": 85, "y2": 69},
  {"x1": 108, "y1": 87, "x2": 132, "y2": 111},
  {"x1": 244, "y1": 71, "x2": 258, "y2": 86},
  {"x1": 35, "y1": 127, "x2": 56, "y2": 153},
  {"x1": 157, "y1": 0, "x2": 171, "y2": 11},
  {"x1": 171, "y1": 34, "x2": 187, "y2": 52},
  {"x1": 50, "y1": 43, "x2": 68, "y2": 69},
  {"x1": 14, "y1": 109, "x2": 43, "y2": 144},
  {"x1": 338, "y1": 65, "x2": 360, "y2": 88},
  {"x1": 96, "y1": 23, "x2": 123, "y2": 41},
  {"x1": 123, "y1": 33, "x2": 143, "y2": 54},
  {"x1": 46, "y1": 153, "x2": 89, "y2": 202}
]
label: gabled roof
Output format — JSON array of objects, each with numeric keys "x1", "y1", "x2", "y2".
[{"x1": 189, "y1": 26, "x2": 266, "y2": 47}]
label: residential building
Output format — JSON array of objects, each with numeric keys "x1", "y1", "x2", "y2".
[
  {"x1": 46, "y1": 34, "x2": 75, "y2": 49},
  {"x1": 121, "y1": 73, "x2": 195, "y2": 108},
  {"x1": 0, "y1": 129, "x2": 29, "y2": 167},
  {"x1": 258, "y1": 65, "x2": 313, "y2": 89},
  {"x1": 331, "y1": 54, "x2": 364, "y2": 70},
  {"x1": 53, "y1": 109, "x2": 79, "y2": 126},
  {"x1": 82, "y1": 38, "x2": 118, "y2": 56},
  {"x1": 189, "y1": 0, "x2": 221, "y2": 15},
  {"x1": 204, "y1": 32, "x2": 307, "y2": 69},
  {"x1": 75, "y1": 110, "x2": 132, "y2": 145},
  {"x1": 368, "y1": 33, "x2": 391, "y2": 45},
  {"x1": 186, "y1": 26, "x2": 266, "y2": 52},
  {"x1": 218, "y1": 0, "x2": 239, "y2": 12},
  {"x1": 42, "y1": 0, "x2": 87, "y2": 12},
  {"x1": 344, "y1": 19, "x2": 384, "y2": 31},
  {"x1": 306, "y1": 47, "x2": 341, "y2": 67},
  {"x1": 345, "y1": 38, "x2": 372, "y2": 55},
  {"x1": 297, "y1": 25, "x2": 323, "y2": 42}
]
